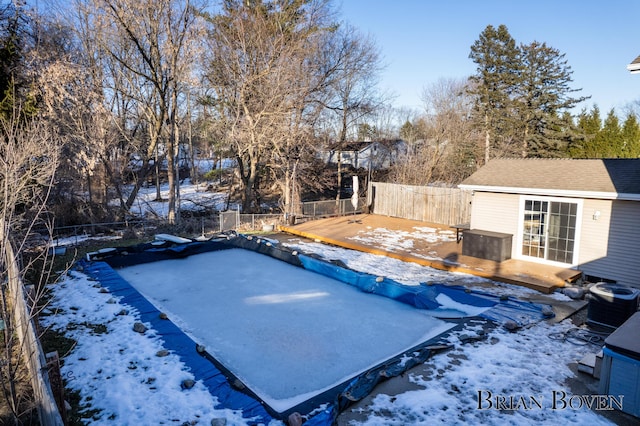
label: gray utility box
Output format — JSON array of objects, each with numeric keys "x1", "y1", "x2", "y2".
[
  {"x1": 599, "y1": 311, "x2": 640, "y2": 418},
  {"x1": 462, "y1": 229, "x2": 513, "y2": 262}
]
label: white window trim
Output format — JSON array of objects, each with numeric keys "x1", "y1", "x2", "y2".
[{"x1": 515, "y1": 195, "x2": 583, "y2": 267}]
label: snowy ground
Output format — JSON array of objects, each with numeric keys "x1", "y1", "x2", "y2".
[
  {"x1": 125, "y1": 158, "x2": 239, "y2": 219},
  {"x1": 40, "y1": 232, "x2": 617, "y2": 425},
  {"x1": 40, "y1": 270, "x2": 247, "y2": 425},
  {"x1": 127, "y1": 179, "x2": 233, "y2": 219}
]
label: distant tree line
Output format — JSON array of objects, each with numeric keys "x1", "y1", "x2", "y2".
[
  {"x1": 0, "y1": 0, "x2": 390, "y2": 224},
  {"x1": 390, "y1": 24, "x2": 640, "y2": 187},
  {"x1": 572, "y1": 106, "x2": 640, "y2": 158},
  {"x1": 2, "y1": 3, "x2": 640, "y2": 229}
]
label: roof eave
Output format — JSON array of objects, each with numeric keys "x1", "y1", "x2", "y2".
[
  {"x1": 627, "y1": 63, "x2": 640, "y2": 74},
  {"x1": 458, "y1": 184, "x2": 640, "y2": 201}
]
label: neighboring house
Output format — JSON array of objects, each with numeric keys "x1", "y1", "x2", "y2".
[
  {"x1": 321, "y1": 139, "x2": 407, "y2": 170},
  {"x1": 628, "y1": 54, "x2": 640, "y2": 74},
  {"x1": 458, "y1": 158, "x2": 640, "y2": 289},
  {"x1": 127, "y1": 144, "x2": 199, "y2": 174}
]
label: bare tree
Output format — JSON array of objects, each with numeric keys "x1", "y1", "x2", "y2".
[
  {"x1": 0, "y1": 8, "x2": 80, "y2": 420},
  {"x1": 202, "y1": 0, "x2": 338, "y2": 213},
  {"x1": 21, "y1": 11, "x2": 118, "y2": 224},
  {"x1": 365, "y1": 104, "x2": 405, "y2": 140},
  {"x1": 74, "y1": 0, "x2": 204, "y2": 224},
  {"x1": 318, "y1": 23, "x2": 385, "y2": 202},
  {"x1": 389, "y1": 78, "x2": 480, "y2": 185},
  {"x1": 424, "y1": 78, "x2": 480, "y2": 183},
  {"x1": 1, "y1": 111, "x2": 60, "y2": 425}
]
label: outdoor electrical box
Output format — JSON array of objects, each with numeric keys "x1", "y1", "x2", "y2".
[
  {"x1": 462, "y1": 229, "x2": 513, "y2": 262},
  {"x1": 599, "y1": 311, "x2": 640, "y2": 418}
]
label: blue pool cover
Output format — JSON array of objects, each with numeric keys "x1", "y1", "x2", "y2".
[{"x1": 80, "y1": 234, "x2": 553, "y2": 425}]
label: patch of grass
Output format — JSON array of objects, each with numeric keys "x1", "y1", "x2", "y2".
[
  {"x1": 239, "y1": 229, "x2": 278, "y2": 236},
  {"x1": 23, "y1": 236, "x2": 147, "y2": 289},
  {"x1": 64, "y1": 389, "x2": 103, "y2": 426},
  {"x1": 40, "y1": 328, "x2": 77, "y2": 359},
  {"x1": 64, "y1": 322, "x2": 108, "y2": 336},
  {"x1": 0, "y1": 329, "x2": 40, "y2": 425},
  {"x1": 202, "y1": 168, "x2": 228, "y2": 181}
]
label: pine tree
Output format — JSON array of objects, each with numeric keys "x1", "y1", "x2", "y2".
[
  {"x1": 572, "y1": 106, "x2": 602, "y2": 157},
  {"x1": 560, "y1": 111, "x2": 585, "y2": 157},
  {"x1": 0, "y1": 1, "x2": 37, "y2": 122},
  {"x1": 468, "y1": 24, "x2": 521, "y2": 163},
  {"x1": 399, "y1": 120, "x2": 418, "y2": 143},
  {"x1": 621, "y1": 113, "x2": 640, "y2": 158},
  {"x1": 0, "y1": 2, "x2": 24, "y2": 119},
  {"x1": 536, "y1": 111, "x2": 581, "y2": 158},
  {"x1": 596, "y1": 109, "x2": 623, "y2": 157},
  {"x1": 468, "y1": 26, "x2": 589, "y2": 161},
  {"x1": 517, "y1": 41, "x2": 589, "y2": 157}
]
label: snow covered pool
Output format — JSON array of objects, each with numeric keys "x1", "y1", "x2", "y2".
[{"x1": 115, "y1": 248, "x2": 456, "y2": 415}]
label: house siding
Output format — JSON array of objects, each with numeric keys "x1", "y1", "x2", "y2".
[
  {"x1": 471, "y1": 193, "x2": 640, "y2": 289},
  {"x1": 578, "y1": 200, "x2": 640, "y2": 288},
  {"x1": 469, "y1": 192, "x2": 520, "y2": 257},
  {"x1": 460, "y1": 158, "x2": 640, "y2": 290},
  {"x1": 578, "y1": 199, "x2": 612, "y2": 270}
]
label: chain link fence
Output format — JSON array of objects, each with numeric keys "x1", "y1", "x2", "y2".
[
  {"x1": 299, "y1": 197, "x2": 366, "y2": 219},
  {"x1": 219, "y1": 197, "x2": 367, "y2": 231},
  {"x1": 42, "y1": 197, "x2": 368, "y2": 241}
]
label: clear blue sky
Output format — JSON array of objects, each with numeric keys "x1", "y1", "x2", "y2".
[{"x1": 338, "y1": 0, "x2": 640, "y2": 116}]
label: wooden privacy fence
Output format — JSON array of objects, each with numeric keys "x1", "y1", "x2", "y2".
[
  {"x1": 0, "y1": 220, "x2": 64, "y2": 426},
  {"x1": 368, "y1": 182, "x2": 472, "y2": 225}
]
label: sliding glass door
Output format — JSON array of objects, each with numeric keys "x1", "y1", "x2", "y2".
[{"x1": 522, "y1": 199, "x2": 577, "y2": 264}]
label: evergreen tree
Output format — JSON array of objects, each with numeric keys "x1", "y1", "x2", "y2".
[
  {"x1": 357, "y1": 122, "x2": 376, "y2": 141},
  {"x1": 621, "y1": 113, "x2": 640, "y2": 157},
  {"x1": 596, "y1": 109, "x2": 623, "y2": 157},
  {"x1": 517, "y1": 41, "x2": 588, "y2": 157},
  {"x1": 579, "y1": 106, "x2": 602, "y2": 134},
  {"x1": 0, "y1": 1, "x2": 34, "y2": 121},
  {"x1": 399, "y1": 120, "x2": 418, "y2": 143},
  {"x1": 468, "y1": 26, "x2": 588, "y2": 161},
  {"x1": 571, "y1": 106, "x2": 601, "y2": 157},
  {"x1": 535, "y1": 111, "x2": 581, "y2": 158},
  {"x1": 468, "y1": 24, "x2": 521, "y2": 163}
]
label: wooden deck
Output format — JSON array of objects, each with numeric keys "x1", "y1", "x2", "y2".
[{"x1": 279, "y1": 214, "x2": 582, "y2": 294}]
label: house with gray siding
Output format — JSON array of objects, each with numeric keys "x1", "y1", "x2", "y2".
[
  {"x1": 320, "y1": 139, "x2": 406, "y2": 170},
  {"x1": 459, "y1": 158, "x2": 640, "y2": 289}
]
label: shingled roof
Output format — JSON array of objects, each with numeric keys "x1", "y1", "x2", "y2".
[
  {"x1": 459, "y1": 158, "x2": 640, "y2": 200},
  {"x1": 628, "y1": 54, "x2": 640, "y2": 74}
]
